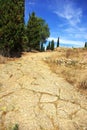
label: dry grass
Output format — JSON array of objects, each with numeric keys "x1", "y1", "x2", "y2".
[
  {"x1": 46, "y1": 47, "x2": 87, "y2": 94},
  {"x1": 0, "y1": 55, "x2": 7, "y2": 64},
  {"x1": 78, "y1": 76, "x2": 87, "y2": 89},
  {"x1": 0, "y1": 55, "x2": 20, "y2": 64}
]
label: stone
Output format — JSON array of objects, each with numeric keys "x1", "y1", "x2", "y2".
[{"x1": 40, "y1": 94, "x2": 58, "y2": 103}]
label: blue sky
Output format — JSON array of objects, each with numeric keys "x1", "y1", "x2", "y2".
[{"x1": 25, "y1": 0, "x2": 87, "y2": 47}]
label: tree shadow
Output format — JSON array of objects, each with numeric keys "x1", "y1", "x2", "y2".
[{"x1": 10, "y1": 51, "x2": 22, "y2": 58}]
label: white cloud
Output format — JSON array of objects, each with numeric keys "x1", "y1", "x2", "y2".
[
  {"x1": 64, "y1": 26, "x2": 87, "y2": 40},
  {"x1": 53, "y1": 0, "x2": 82, "y2": 26},
  {"x1": 48, "y1": 37, "x2": 57, "y2": 42},
  {"x1": 60, "y1": 38, "x2": 84, "y2": 46},
  {"x1": 48, "y1": 0, "x2": 87, "y2": 45},
  {"x1": 48, "y1": 37, "x2": 84, "y2": 47}
]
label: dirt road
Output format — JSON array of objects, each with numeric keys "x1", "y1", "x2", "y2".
[{"x1": 0, "y1": 52, "x2": 87, "y2": 130}]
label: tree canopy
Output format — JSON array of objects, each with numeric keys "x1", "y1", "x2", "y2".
[
  {"x1": 0, "y1": 1, "x2": 50, "y2": 56},
  {"x1": 27, "y1": 12, "x2": 50, "y2": 50},
  {"x1": 0, "y1": 0, "x2": 25, "y2": 57}
]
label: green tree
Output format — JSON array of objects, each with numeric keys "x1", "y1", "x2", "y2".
[
  {"x1": 38, "y1": 18, "x2": 50, "y2": 43},
  {"x1": 27, "y1": 12, "x2": 40, "y2": 51},
  {"x1": 40, "y1": 43, "x2": 44, "y2": 52},
  {"x1": 57, "y1": 37, "x2": 59, "y2": 47},
  {"x1": 22, "y1": 25, "x2": 29, "y2": 51},
  {"x1": 51, "y1": 40, "x2": 54, "y2": 51},
  {"x1": 84, "y1": 42, "x2": 87, "y2": 48},
  {"x1": 27, "y1": 12, "x2": 50, "y2": 51},
  {"x1": 47, "y1": 41, "x2": 51, "y2": 50},
  {"x1": 0, "y1": 0, "x2": 25, "y2": 57}
]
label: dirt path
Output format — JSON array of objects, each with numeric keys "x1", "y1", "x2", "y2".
[{"x1": 0, "y1": 52, "x2": 87, "y2": 130}]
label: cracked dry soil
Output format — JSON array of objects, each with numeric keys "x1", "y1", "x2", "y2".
[{"x1": 0, "y1": 52, "x2": 87, "y2": 130}]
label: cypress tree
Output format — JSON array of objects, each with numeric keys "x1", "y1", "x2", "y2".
[
  {"x1": 47, "y1": 41, "x2": 51, "y2": 50},
  {"x1": 0, "y1": 0, "x2": 25, "y2": 57},
  {"x1": 51, "y1": 40, "x2": 54, "y2": 51},
  {"x1": 84, "y1": 42, "x2": 87, "y2": 48},
  {"x1": 57, "y1": 37, "x2": 59, "y2": 47},
  {"x1": 40, "y1": 43, "x2": 44, "y2": 52}
]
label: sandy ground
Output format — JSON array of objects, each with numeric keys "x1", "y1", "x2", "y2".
[{"x1": 0, "y1": 51, "x2": 87, "y2": 130}]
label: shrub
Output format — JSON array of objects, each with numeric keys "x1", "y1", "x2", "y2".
[{"x1": 12, "y1": 124, "x2": 19, "y2": 130}]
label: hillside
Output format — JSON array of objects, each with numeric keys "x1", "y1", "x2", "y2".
[{"x1": 0, "y1": 49, "x2": 87, "y2": 130}]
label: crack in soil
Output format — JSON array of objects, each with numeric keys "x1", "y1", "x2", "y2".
[{"x1": 0, "y1": 92, "x2": 14, "y2": 99}]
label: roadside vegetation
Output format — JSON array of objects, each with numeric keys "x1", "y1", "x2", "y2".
[
  {"x1": 0, "y1": 0, "x2": 60, "y2": 63},
  {"x1": 46, "y1": 48, "x2": 87, "y2": 94},
  {"x1": 0, "y1": 0, "x2": 50, "y2": 57}
]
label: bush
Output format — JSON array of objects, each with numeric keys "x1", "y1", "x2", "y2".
[{"x1": 12, "y1": 124, "x2": 19, "y2": 130}]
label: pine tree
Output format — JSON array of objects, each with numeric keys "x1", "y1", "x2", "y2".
[
  {"x1": 51, "y1": 40, "x2": 54, "y2": 51},
  {"x1": 0, "y1": 0, "x2": 25, "y2": 57},
  {"x1": 27, "y1": 12, "x2": 40, "y2": 51},
  {"x1": 27, "y1": 12, "x2": 50, "y2": 51},
  {"x1": 57, "y1": 37, "x2": 59, "y2": 47}
]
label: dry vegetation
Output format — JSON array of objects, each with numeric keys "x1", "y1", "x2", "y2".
[
  {"x1": 46, "y1": 47, "x2": 87, "y2": 94},
  {"x1": 0, "y1": 55, "x2": 7, "y2": 64},
  {"x1": 0, "y1": 55, "x2": 20, "y2": 64}
]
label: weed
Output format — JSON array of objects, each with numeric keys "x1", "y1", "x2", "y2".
[{"x1": 12, "y1": 124, "x2": 19, "y2": 130}]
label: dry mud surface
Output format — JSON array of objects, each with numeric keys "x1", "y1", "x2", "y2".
[{"x1": 0, "y1": 52, "x2": 87, "y2": 130}]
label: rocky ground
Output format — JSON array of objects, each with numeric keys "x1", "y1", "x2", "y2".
[{"x1": 0, "y1": 51, "x2": 87, "y2": 130}]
